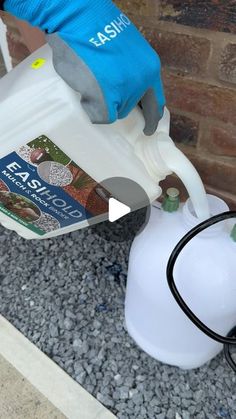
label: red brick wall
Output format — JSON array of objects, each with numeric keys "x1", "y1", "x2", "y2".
[{"x1": 1, "y1": 2, "x2": 236, "y2": 208}]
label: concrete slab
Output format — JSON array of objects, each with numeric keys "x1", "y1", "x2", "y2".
[
  {"x1": 0, "y1": 354, "x2": 65, "y2": 419},
  {"x1": 0, "y1": 316, "x2": 116, "y2": 419}
]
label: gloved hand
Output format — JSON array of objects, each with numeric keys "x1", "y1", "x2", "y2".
[{"x1": 4, "y1": 0, "x2": 166, "y2": 135}]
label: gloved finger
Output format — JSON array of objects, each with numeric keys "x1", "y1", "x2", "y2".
[
  {"x1": 141, "y1": 83, "x2": 165, "y2": 136},
  {"x1": 47, "y1": 33, "x2": 111, "y2": 124}
]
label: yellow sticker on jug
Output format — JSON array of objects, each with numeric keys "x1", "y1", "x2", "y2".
[{"x1": 31, "y1": 58, "x2": 46, "y2": 70}]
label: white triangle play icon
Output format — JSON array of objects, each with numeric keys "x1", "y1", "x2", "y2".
[{"x1": 108, "y1": 198, "x2": 131, "y2": 222}]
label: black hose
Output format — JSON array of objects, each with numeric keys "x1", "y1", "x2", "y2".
[
  {"x1": 166, "y1": 211, "x2": 236, "y2": 372},
  {"x1": 224, "y1": 326, "x2": 236, "y2": 372}
]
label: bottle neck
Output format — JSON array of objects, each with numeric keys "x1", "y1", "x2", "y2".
[
  {"x1": 182, "y1": 194, "x2": 229, "y2": 236},
  {"x1": 135, "y1": 133, "x2": 173, "y2": 182}
]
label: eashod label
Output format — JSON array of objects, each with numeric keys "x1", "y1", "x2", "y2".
[{"x1": 89, "y1": 13, "x2": 131, "y2": 47}]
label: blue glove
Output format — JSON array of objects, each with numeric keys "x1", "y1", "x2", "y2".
[{"x1": 4, "y1": 0, "x2": 166, "y2": 135}]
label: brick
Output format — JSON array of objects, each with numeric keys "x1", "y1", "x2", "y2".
[
  {"x1": 200, "y1": 123, "x2": 236, "y2": 157},
  {"x1": 1, "y1": 13, "x2": 23, "y2": 42},
  {"x1": 0, "y1": 11, "x2": 14, "y2": 26},
  {"x1": 14, "y1": 20, "x2": 46, "y2": 53},
  {"x1": 204, "y1": 186, "x2": 236, "y2": 210},
  {"x1": 0, "y1": 12, "x2": 30, "y2": 65},
  {"x1": 170, "y1": 113, "x2": 199, "y2": 146},
  {"x1": 6, "y1": 32, "x2": 30, "y2": 65},
  {"x1": 163, "y1": 73, "x2": 236, "y2": 126},
  {"x1": 159, "y1": 0, "x2": 236, "y2": 34},
  {"x1": 114, "y1": 0, "x2": 150, "y2": 16},
  {"x1": 219, "y1": 43, "x2": 236, "y2": 84},
  {"x1": 142, "y1": 29, "x2": 211, "y2": 76},
  {"x1": 1, "y1": 14, "x2": 45, "y2": 65},
  {"x1": 179, "y1": 146, "x2": 236, "y2": 196}
]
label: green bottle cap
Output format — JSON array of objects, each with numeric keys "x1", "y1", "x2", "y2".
[
  {"x1": 162, "y1": 188, "x2": 180, "y2": 213},
  {"x1": 230, "y1": 224, "x2": 236, "y2": 242}
]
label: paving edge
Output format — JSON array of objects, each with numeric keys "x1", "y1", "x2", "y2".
[{"x1": 0, "y1": 315, "x2": 116, "y2": 419}]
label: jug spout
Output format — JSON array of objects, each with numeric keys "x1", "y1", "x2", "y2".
[
  {"x1": 157, "y1": 132, "x2": 210, "y2": 220},
  {"x1": 135, "y1": 108, "x2": 210, "y2": 220}
]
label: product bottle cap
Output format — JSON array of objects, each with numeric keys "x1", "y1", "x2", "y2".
[{"x1": 162, "y1": 188, "x2": 180, "y2": 212}]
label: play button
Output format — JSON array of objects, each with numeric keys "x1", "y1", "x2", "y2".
[
  {"x1": 109, "y1": 198, "x2": 131, "y2": 222},
  {"x1": 86, "y1": 177, "x2": 151, "y2": 243}
]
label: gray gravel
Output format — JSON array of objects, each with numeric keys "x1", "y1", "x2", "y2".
[{"x1": 0, "y1": 225, "x2": 236, "y2": 419}]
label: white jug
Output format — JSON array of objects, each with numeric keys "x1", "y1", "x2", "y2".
[
  {"x1": 0, "y1": 44, "x2": 209, "y2": 239},
  {"x1": 125, "y1": 194, "x2": 236, "y2": 369}
]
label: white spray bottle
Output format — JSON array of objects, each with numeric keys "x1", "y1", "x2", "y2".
[{"x1": 125, "y1": 191, "x2": 236, "y2": 369}]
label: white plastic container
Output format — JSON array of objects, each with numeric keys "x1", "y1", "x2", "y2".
[
  {"x1": 0, "y1": 44, "x2": 209, "y2": 239},
  {"x1": 125, "y1": 195, "x2": 236, "y2": 369}
]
